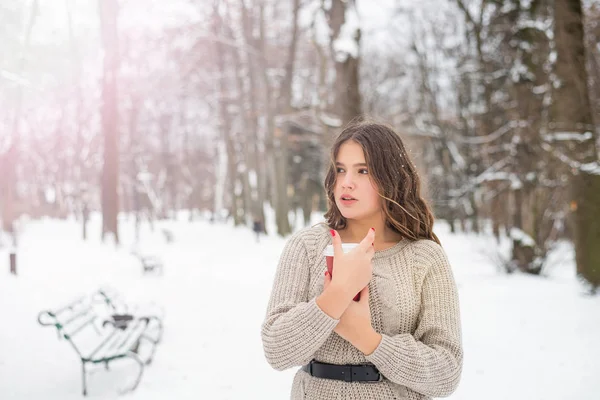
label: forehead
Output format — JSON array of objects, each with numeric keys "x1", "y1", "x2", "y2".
[{"x1": 336, "y1": 141, "x2": 365, "y2": 162}]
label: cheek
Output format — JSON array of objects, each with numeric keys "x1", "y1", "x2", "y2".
[
  {"x1": 333, "y1": 181, "x2": 341, "y2": 196},
  {"x1": 365, "y1": 183, "x2": 382, "y2": 208}
]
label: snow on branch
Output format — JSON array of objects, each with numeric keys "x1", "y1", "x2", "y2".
[
  {"x1": 509, "y1": 227, "x2": 536, "y2": 247},
  {"x1": 581, "y1": 162, "x2": 600, "y2": 176},
  {"x1": 514, "y1": 18, "x2": 553, "y2": 40},
  {"x1": 319, "y1": 113, "x2": 342, "y2": 127},
  {"x1": 1, "y1": 69, "x2": 33, "y2": 88},
  {"x1": 459, "y1": 120, "x2": 518, "y2": 145},
  {"x1": 540, "y1": 142, "x2": 600, "y2": 175},
  {"x1": 305, "y1": 1, "x2": 330, "y2": 48},
  {"x1": 543, "y1": 131, "x2": 594, "y2": 143},
  {"x1": 447, "y1": 141, "x2": 467, "y2": 170},
  {"x1": 476, "y1": 171, "x2": 522, "y2": 189},
  {"x1": 449, "y1": 156, "x2": 517, "y2": 197}
]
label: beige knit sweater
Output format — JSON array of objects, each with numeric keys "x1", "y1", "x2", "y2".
[{"x1": 261, "y1": 224, "x2": 463, "y2": 400}]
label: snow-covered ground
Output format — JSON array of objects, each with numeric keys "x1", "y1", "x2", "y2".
[{"x1": 0, "y1": 213, "x2": 599, "y2": 400}]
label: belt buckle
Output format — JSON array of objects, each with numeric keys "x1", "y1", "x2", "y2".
[
  {"x1": 366, "y1": 366, "x2": 383, "y2": 383},
  {"x1": 308, "y1": 360, "x2": 315, "y2": 375}
]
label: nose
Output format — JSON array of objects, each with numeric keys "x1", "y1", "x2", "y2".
[{"x1": 341, "y1": 172, "x2": 355, "y2": 190}]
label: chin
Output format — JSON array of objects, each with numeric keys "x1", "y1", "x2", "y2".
[{"x1": 339, "y1": 209, "x2": 363, "y2": 221}]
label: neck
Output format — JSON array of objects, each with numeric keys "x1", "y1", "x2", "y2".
[{"x1": 343, "y1": 215, "x2": 399, "y2": 244}]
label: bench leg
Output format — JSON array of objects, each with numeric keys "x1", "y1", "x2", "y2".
[
  {"x1": 139, "y1": 334, "x2": 160, "y2": 365},
  {"x1": 81, "y1": 361, "x2": 88, "y2": 396},
  {"x1": 147, "y1": 317, "x2": 164, "y2": 344},
  {"x1": 118, "y1": 352, "x2": 145, "y2": 394}
]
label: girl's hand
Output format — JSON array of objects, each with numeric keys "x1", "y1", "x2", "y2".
[
  {"x1": 329, "y1": 228, "x2": 375, "y2": 300},
  {"x1": 324, "y1": 274, "x2": 380, "y2": 354}
]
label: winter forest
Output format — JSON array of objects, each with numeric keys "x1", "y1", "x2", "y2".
[
  {"x1": 2, "y1": 0, "x2": 599, "y2": 286},
  {"x1": 1, "y1": 0, "x2": 600, "y2": 398}
]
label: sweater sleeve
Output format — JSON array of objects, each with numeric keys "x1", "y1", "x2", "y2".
[
  {"x1": 261, "y1": 231, "x2": 339, "y2": 371},
  {"x1": 365, "y1": 241, "x2": 463, "y2": 397}
]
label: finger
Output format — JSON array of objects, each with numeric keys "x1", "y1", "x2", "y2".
[
  {"x1": 365, "y1": 245, "x2": 375, "y2": 260},
  {"x1": 359, "y1": 284, "x2": 369, "y2": 303},
  {"x1": 359, "y1": 228, "x2": 376, "y2": 251},
  {"x1": 324, "y1": 271, "x2": 332, "y2": 289},
  {"x1": 330, "y1": 229, "x2": 343, "y2": 258}
]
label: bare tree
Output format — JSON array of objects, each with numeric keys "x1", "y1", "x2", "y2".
[
  {"x1": 0, "y1": 0, "x2": 38, "y2": 244},
  {"x1": 325, "y1": 0, "x2": 362, "y2": 125},
  {"x1": 99, "y1": 0, "x2": 120, "y2": 244},
  {"x1": 551, "y1": 0, "x2": 600, "y2": 289}
]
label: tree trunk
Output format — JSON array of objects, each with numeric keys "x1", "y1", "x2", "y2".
[
  {"x1": 552, "y1": 0, "x2": 599, "y2": 285},
  {"x1": 278, "y1": 0, "x2": 300, "y2": 115},
  {"x1": 327, "y1": 0, "x2": 362, "y2": 125},
  {"x1": 213, "y1": 4, "x2": 243, "y2": 226},
  {"x1": 237, "y1": 3, "x2": 267, "y2": 231},
  {"x1": 0, "y1": 0, "x2": 38, "y2": 241},
  {"x1": 572, "y1": 171, "x2": 600, "y2": 289},
  {"x1": 255, "y1": 3, "x2": 291, "y2": 236},
  {"x1": 552, "y1": 0, "x2": 597, "y2": 160},
  {"x1": 66, "y1": 0, "x2": 87, "y2": 238},
  {"x1": 99, "y1": 0, "x2": 120, "y2": 244},
  {"x1": 232, "y1": 6, "x2": 263, "y2": 227}
]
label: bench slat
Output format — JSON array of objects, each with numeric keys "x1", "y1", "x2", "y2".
[
  {"x1": 63, "y1": 315, "x2": 97, "y2": 339},
  {"x1": 61, "y1": 306, "x2": 93, "y2": 327},
  {"x1": 86, "y1": 328, "x2": 120, "y2": 360},
  {"x1": 88, "y1": 319, "x2": 147, "y2": 361},
  {"x1": 115, "y1": 320, "x2": 147, "y2": 352}
]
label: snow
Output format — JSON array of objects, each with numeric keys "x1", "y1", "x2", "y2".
[
  {"x1": 319, "y1": 113, "x2": 343, "y2": 128},
  {"x1": 543, "y1": 131, "x2": 594, "y2": 142},
  {"x1": 332, "y1": 3, "x2": 360, "y2": 62},
  {"x1": 460, "y1": 121, "x2": 516, "y2": 145},
  {"x1": 0, "y1": 69, "x2": 34, "y2": 88},
  {"x1": 581, "y1": 162, "x2": 600, "y2": 176},
  {"x1": 1, "y1": 214, "x2": 599, "y2": 400},
  {"x1": 509, "y1": 227, "x2": 536, "y2": 247},
  {"x1": 447, "y1": 141, "x2": 467, "y2": 170},
  {"x1": 477, "y1": 170, "x2": 523, "y2": 189},
  {"x1": 300, "y1": 1, "x2": 331, "y2": 48}
]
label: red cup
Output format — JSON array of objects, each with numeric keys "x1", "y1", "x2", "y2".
[{"x1": 324, "y1": 243, "x2": 361, "y2": 301}]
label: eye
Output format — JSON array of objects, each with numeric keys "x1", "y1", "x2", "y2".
[
  {"x1": 358, "y1": 168, "x2": 369, "y2": 175},
  {"x1": 336, "y1": 167, "x2": 345, "y2": 173}
]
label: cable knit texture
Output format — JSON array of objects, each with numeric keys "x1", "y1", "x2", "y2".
[{"x1": 262, "y1": 224, "x2": 463, "y2": 399}]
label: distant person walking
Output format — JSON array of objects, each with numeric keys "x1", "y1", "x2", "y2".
[
  {"x1": 261, "y1": 120, "x2": 463, "y2": 399},
  {"x1": 253, "y1": 217, "x2": 264, "y2": 243}
]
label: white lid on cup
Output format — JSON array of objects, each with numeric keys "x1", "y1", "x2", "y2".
[{"x1": 323, "y1": 243, "x2": 359, "y2": 257}]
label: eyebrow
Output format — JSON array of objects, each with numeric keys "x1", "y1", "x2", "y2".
[{"x1": 335, "y1": 162, "x2": 368, "y2": 167}]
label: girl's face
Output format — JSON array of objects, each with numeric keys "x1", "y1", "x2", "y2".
[{"x1": 334, "y1": 140, "x2": 382, "y2": 222}]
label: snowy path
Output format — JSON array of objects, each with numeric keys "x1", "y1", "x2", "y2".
[{"x1": 0, "y1": 216, "x2": 598, "y2": 399}]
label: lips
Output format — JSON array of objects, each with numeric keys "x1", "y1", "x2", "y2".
[{"x1": 339, "y1": 194, "x2": 358, "y2": 206}]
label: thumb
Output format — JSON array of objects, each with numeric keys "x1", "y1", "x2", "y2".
[
  {"x1": 359, "y1": 227, "x2": 376, "y2": 251},
  {"x1": 330, "y1": 229, "x2": 343, "y2": 258}
]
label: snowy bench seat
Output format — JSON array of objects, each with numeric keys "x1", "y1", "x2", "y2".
[
  {"x1": 140, "y1": 255, "x2": 164, "y2": 274},
  {"x1": 37, "y1": 294, "x2": 162, "y2": 396}
]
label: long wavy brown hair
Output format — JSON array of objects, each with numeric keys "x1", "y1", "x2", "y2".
[{"x1": 324, "y1": 120, "x2": 440, "y2": 244}]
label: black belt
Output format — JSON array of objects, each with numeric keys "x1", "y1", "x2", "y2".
[{"x1": 301, "y1": 360, "x2": 382, "y2": 382}]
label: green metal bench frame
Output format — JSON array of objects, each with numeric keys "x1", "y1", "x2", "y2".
[
  {"x1": 92, "y1": 288, "x2": 164, "y2": 342},
  {"x1": 37, "y1": 294, "x2": 161, "y2": 396}
]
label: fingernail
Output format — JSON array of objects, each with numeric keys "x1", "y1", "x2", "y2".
[
  {"x1": 330, "y1": 229, "x2": 336, "y2": 237},
  {"x1": 371, "y1": 227, "x2": 375, "y2": 231}
]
